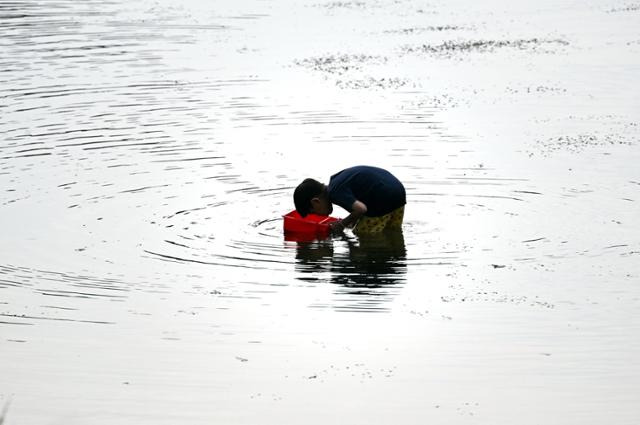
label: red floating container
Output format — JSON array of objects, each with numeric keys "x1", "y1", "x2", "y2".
[{"x1": 283, "y1": 210, "x2": 339, "y2": 240}]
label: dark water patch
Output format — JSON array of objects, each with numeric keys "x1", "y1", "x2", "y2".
[
  {"x1": 410, "y1": 94, "x2": 460, "y2": 109},
  {"x1": 295, "y1": 54, "x2": 387, "y2": 75},
  {"x1": 384, "y1": 25, "x2": 471, "y2": 34},
  {"x1": 315, "y1": 1, "x2": 367, "y2": 10},
  {"x1": 402, "y1": 38, "x2": 569, "y2": 57},
  {"x1": 335, "y1": 76, "x2": 409, "y2": 90},
  {"x1": 606, "y1": 4, "x2": 640, "y2": 12},
  {"x1": 505, "y1": 85, "x2": 567, "y2": 95},
  {"x1": 529, "y1": 115, "x2": 638, "y2": 155},
  {"x1": 440, "y1": 289, "x2": 555, "y2": 309},
  {"x1": 534, "y1": 133, "x2": 634, "y2": 155}
]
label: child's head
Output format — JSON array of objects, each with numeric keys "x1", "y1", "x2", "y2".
[{"x1": 294, "y1": 178, "x2": 333, "y2": 217}]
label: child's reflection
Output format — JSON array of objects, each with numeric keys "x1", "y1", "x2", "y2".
[{"x1": 294, "y1": 231, "x2": 407, "y2": 304}]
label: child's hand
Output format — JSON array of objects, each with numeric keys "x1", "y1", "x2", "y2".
[{"x1": 329, "y1": 220, "x2": 345, "y2": 233}]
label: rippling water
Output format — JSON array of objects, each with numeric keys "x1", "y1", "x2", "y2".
[{"x1": 1, "y1": 0, "x2": 639, "y2": 423}]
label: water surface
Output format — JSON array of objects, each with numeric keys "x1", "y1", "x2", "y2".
[{"x1": 1, "y1": 0, "x2": 639, "y2": 423}]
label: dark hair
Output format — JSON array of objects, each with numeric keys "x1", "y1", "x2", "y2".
[{"x1": 294, "y1": 178, "x2": 324, "y2": 217}]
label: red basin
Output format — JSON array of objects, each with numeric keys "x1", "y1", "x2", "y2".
[{"x1": 283, "y1": 210, "x2": 339, "y2": 240}]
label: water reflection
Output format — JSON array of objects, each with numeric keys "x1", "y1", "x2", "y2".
[{"x1": 295, "y1": 231, "x2": 407, "y2": 312}]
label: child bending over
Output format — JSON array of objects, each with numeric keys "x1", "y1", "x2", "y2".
[{"x1": 293, "y1": 165, "x2": 406, "y2": 234}]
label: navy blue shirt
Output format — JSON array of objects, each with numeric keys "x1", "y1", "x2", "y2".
[{"x1": 328, "y1": 166, "x2": 406, "y2": 217}]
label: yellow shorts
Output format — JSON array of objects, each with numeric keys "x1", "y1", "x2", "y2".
[{"x1": 353, "y1": 206, "x2": 405, "y2": 234}]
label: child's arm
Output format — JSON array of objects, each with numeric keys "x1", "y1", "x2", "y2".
[{"x1": 331, "y1": 200, "x2": 367, "y2": 232}]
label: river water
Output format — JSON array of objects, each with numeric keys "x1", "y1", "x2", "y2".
[{"x1": 1, "y1": 0, "x2": 639, "y2": 423}]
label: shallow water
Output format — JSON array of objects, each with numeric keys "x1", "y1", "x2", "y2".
[{"x1": 1, "y1": 0, "x2": 639, "y2": 423}]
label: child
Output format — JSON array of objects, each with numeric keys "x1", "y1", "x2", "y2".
[{"x1": 293, "y1": 165, "x2": 406, "y2": 234}]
